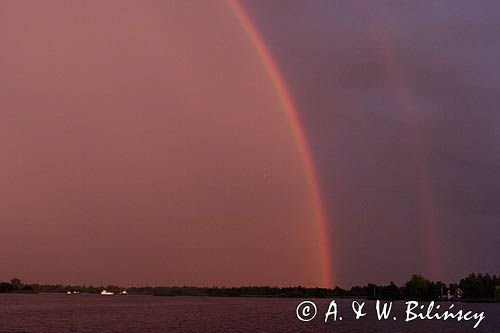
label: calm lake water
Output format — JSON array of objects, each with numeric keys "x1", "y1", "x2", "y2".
[{"x1": 0, "y1": 294, "x2": 498, "y2": 332}]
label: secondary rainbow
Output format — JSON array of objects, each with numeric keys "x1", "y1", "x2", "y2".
[
  {"x1": 227, "y1": 0, "x2": 334, "y2": 287},
  {"x1": 360, "y1": 7, "x2": 441, "y2": 278}
]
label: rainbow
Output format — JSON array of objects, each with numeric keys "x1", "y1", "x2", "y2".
[{"x1": 227, "y1": 0, "x2": 334, "y2": 287}]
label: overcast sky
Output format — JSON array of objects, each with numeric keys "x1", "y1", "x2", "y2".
[
  {"x1": 0, "y1": 0, "x2": 498, "y2": 288},
  {"x1": 242, "y1": 0, "x2": 500, "y2": 286}
]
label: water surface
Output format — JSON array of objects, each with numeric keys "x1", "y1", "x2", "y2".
[{"x1": 0, "y1": 294, "x2": 498, "y2": 332}]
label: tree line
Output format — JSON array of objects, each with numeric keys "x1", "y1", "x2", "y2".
[{"x1": 1, "y1": 273, "x2": 499, "y2": 301}]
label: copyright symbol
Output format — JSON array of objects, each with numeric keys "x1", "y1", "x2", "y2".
[{"x1": 296, "y1": 300, "x2": 317, "y2": 322}]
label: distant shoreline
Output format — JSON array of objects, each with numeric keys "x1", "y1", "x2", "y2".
[{"x1": 1, "y1": 272, "x2": 499, "y2": 302}]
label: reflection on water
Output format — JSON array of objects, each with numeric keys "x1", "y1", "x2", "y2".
[{"x1": 0, "y1": 294, "x2": 498, "y2": 332}]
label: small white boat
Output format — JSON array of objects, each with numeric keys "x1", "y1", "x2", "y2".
[
  {"x1": 66, "y1": 291, "x2": 72, "y2": 295},
  {"x1": 119, "y1": 290, "x2": 128, "y2": 295},
  {"x1": 100, "y1": 289, "x2": 114, "y2": 295}
]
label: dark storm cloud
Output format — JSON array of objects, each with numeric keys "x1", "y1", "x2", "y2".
[{"x1": 242, "y1": 0, "x2": 500, "y2": 286}]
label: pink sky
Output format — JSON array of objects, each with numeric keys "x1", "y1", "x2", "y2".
[{"x1": 0, "y1": 1, "x2": 324, "y2": 286}]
